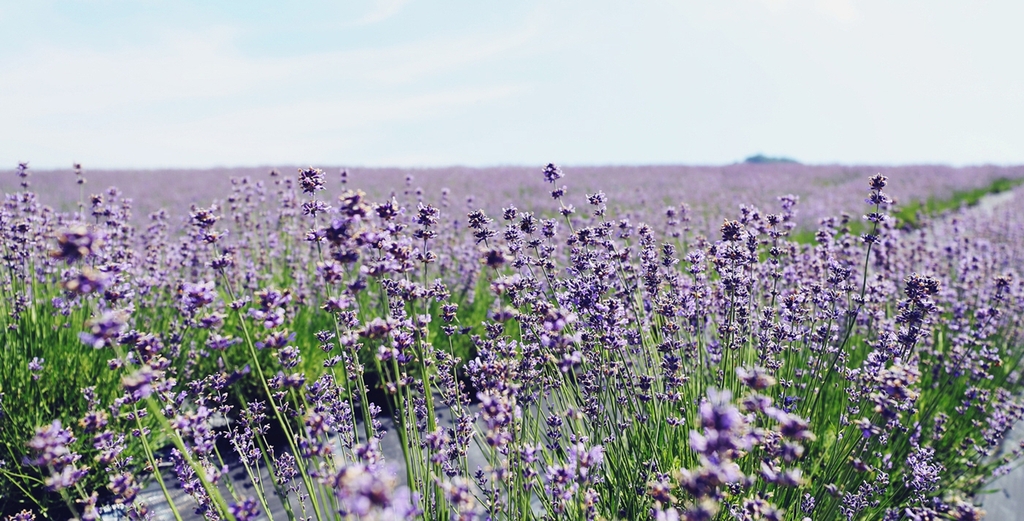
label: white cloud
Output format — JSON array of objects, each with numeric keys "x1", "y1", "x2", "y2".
[
  {"x1": 749, "y1": 0, "x2": 860, "y2": 22},
  {"x1": 328, "y1": 25, "x2": 539, "y2": 85},
  {"x1": 9, "y1": 84, "x2": 525, "y2": 167},
  {"x1": 0, "y1": 19, "x2": 535, "y2": 167},
  {"x1": 753, "y1": 0, "x2": 795, "y2": 11},
  {"x1": 0, "y1": 21, "x2": 538, "y2": 120},
  {"x1": 814, "y1": 0, "x2": 860, "y2": 23},
  {"x1": 5, "y1": 2, "x2": 1024, "y2": 168},
  {"x1": 0, "y1": 27, "x2": 259, "y2": 117},
  {"x1": 354, "y1": 0, "x2": 412, "y2": 25},
  {"x1": 179, "y1": 84, "x2": 526, "y2": 134}
]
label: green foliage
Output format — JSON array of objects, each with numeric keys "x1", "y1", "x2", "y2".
[
  {"x1": 788, "y1": 176, "x2": 1024, "y2": 245},
  {"x1": 743, "y1": 154, "x2": 800, "y2": 164},
  {"x1": 0, "y1": 297, "x2": 158, "y2": 515},
  {"x1": 893, "y1": 177, "x2": 1024, "y2": 229}
]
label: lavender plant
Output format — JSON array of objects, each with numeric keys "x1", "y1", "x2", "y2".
[{"x1": 2, "y1": 162, "x2": 1024, "y2": 521}]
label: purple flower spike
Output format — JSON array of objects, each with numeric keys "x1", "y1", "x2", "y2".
[
  {"x1": 24, "y1": 420, "x2": 87, "y2": 492},
  {"x1": 542, "y1": 163, "x2": 563, "y2": 183},
  {"x1": 28, "y1": 357, "x2": 43, "y2": 380},
  {"x1": 228, "y1": 497, "x2": 261, "y2": 521},
  {"x1": 51, "y1": 225, "x2": 102, "y2": 263},
  {"x1": 79, "y1": 309, "x2": 129, "y2": 349},
  {"x1": 298, "y1": 166, "x2": 326, "y2": 194}
]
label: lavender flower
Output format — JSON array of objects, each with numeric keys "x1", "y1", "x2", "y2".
[
  {"x1": 51, "y1": 225, "x2": 102, "y2": 263},
  {"x1": 180, "y1": 280, "x2": 216, "y2": 311},
  {"x1": 24, "y1": 420, "x2": 87, "y2": 492},
  {"x1": 28, "y1": 357, "x2": 43, "y2": 380},
  {"x1": 79, "y1": 309, "x2": 129, "y2": 349},
  {"x1": 5, "y1": 510, "x2": 36, "y2": 521},
  {"x1": 324, "y1": 463, "x2": 418, "y2": 520},
  {"x1": 298, "y1": 166, "x2": 326, "y2": 194},
  {"x1": 121, "y1": 365, "x2": 160, "y2": 402},
  {"x1": 63, "y1": 267, "x2": 110, "y2": 295},
  {"x1": 228, "y1": 497, "x2": 261, "y2": 521},
  {"x1": 905, "y1": 445, "x2": 942, "y2": 497},
  {"x1": 542, "y1": 163, "x2": 563, "y2": 183},
  {"x1": 736, "y1": 366, "x2": 776, "y2": 390}
]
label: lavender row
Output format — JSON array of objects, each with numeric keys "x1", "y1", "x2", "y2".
[{"x1": 5, "y1": 163, "x2": 1024, "y2": 234}]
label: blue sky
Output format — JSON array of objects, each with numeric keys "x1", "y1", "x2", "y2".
[{"x1": 2, "y1": 1, "x2": 1022, "y2": 169}]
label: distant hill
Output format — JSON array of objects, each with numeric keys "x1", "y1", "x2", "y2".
[{"x1": 744, "y1": 154, "x2": 800, "y2": 164}]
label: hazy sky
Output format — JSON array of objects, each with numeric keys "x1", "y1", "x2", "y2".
[{"x1": 2, "y1": 1, "x2": 1022, "y2": 169}]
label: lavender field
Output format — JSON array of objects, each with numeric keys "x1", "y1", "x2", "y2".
[{"x1": 3, "y1": 163, "x2": 1024, "y2": 521}]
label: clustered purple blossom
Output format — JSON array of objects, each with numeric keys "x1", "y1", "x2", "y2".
[
  {"x1": 322, "y1": 463, "x2": 417, "y2": 520},
  {"x1": 27, "y1": 357, "x2": 43, "y2": 381},
  {"x1": 78, "y1": 309, "x2": 128, "y2": 349},
  {"x1": 24, "y1": 420, "x2": 87, "y2": 492},
  {"x1": 51, "y1": 225, "x2": 102, "y2": 263}
]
